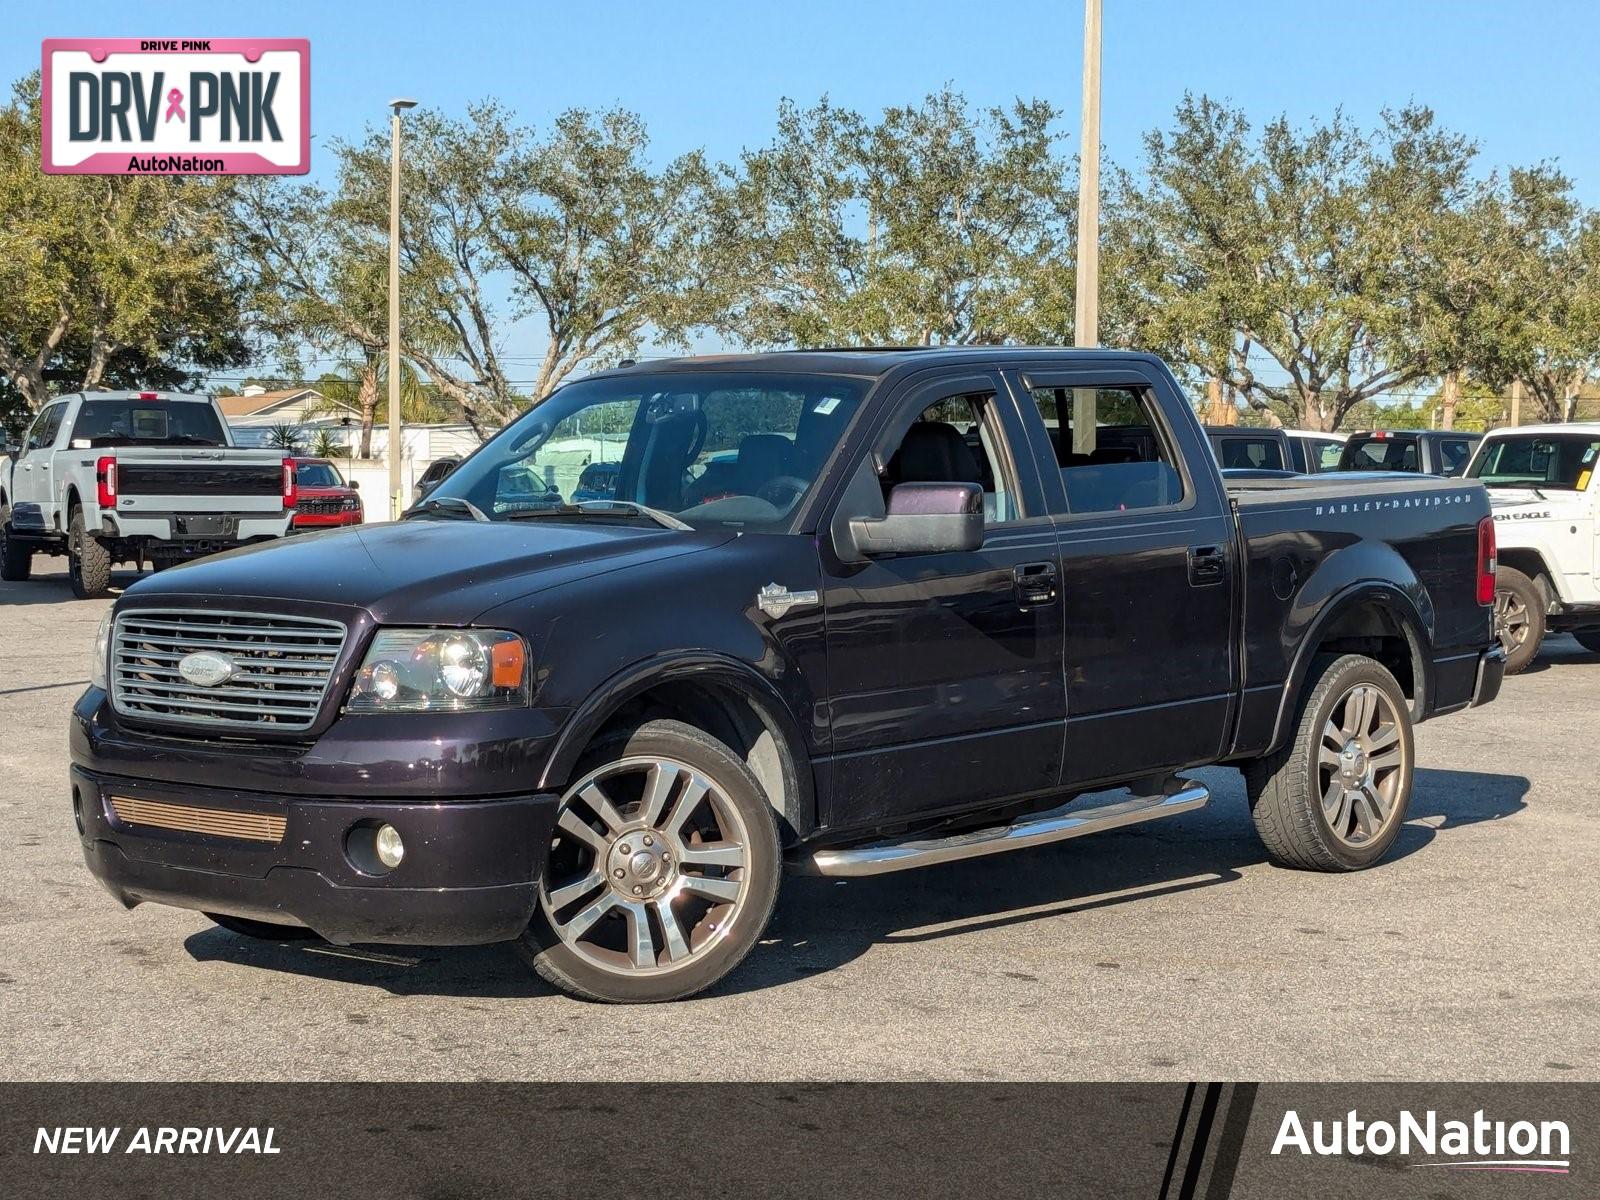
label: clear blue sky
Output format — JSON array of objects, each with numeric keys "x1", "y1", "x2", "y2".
[{"x1": 11, "y1": 0, "x2": 1600, "y2": 382}]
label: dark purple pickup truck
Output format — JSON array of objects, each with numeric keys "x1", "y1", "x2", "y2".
[{"x1": 71, "y1": 348, "x2": 1504, "y2": 1002}]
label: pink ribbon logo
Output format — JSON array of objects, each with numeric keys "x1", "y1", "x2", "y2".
[{"x1": 164, "y1": 88, "x2": 185, "y2": 123}]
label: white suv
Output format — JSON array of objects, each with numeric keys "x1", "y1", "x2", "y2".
[{"x1": 1466, "y1": 423, "x2": 1600, "y2": 671}]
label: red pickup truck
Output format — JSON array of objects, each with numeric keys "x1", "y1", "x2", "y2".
[{"x1": 289, "y1": 458, "x2": 363, "y2": 530}]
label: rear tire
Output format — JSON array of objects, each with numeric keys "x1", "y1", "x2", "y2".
[
  {"x1": 517, "y1": 718, "x2": 781, "y2": 1003},
  {"x1": 205, "y1": 913, "x2": 321, "y2": 941},
  {"x1": 1244, "y1": 653, "x2": 1414, "y2": 872},
  {"x1": 67, "y1": 507, "x2": 112, "y2": 599},
  {"x1": 1493, "y1": 566, "x2": 1545, "y2": 674},
  {"x1": 0, "y1": 513, "x2": 32, "y2": 581},
  {"x1": 1574, "y1": 630, "x2": 1600, "y2": 656}
]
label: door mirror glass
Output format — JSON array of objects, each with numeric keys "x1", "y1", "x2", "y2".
[{"x1": 847, "y1": 482, "x2": 984, "y2": 557}]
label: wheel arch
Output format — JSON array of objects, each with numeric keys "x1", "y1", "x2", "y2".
[
  {"x1": 1269, "y1": 582, "x2": 1432, "y2": 753},
  {"x1": 1496, "y1": 547, "x2": 1560, "y2": 608},
  {"x1": 537, "y1": 651, "x2": 816, "y2": 843}
]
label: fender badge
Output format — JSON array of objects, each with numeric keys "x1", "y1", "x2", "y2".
[{"x1": 757, "y1": 582, "x2": 819, "y2": 619}]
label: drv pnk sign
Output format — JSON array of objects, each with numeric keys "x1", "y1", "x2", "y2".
[{"x1": 42, "y1": 38, "x2": 309, "y2": 174}]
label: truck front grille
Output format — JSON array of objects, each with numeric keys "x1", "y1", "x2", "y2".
[
  {"x1": 110, "y1": 609, "x2": 348, "y2": 733},
  {"x1": 295, "y1": 497, "x2": 345, "y2": 515}
]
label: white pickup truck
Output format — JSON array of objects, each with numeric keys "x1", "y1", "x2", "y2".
[
  {"x1": 1466, "y1": 423, "x2": 1600, "y2": 671},
  {"x1": 0, "y1": 391, "x2": 296, "y2": 598}
]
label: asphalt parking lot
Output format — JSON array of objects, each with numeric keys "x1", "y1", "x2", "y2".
[{"x1": 2, "y1": 557, "x2": 1596, "y2": 1082}]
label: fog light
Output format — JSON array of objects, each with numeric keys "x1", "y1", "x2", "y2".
[{"x1": 375, "y1": 824, "x2": 405, "y2": 869}]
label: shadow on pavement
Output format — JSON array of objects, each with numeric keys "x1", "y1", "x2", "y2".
[{"x1": 181, "y1": 765, "x2": 1529, "y2": 1002}]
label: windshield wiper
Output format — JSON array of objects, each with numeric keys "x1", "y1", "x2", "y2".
[
  {"x1": 501, "y1": 500, "x2": 691, "y2": 531},
  {"x1": 404, "y1": 495, "x2": 489, "y2": 522}
]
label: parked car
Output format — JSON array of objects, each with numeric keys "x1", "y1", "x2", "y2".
[
  {"x1": 1285, "y1": 430, "x2": 1347, "y2": 474},
  {"x1": 1093, "y1": 424, "x2": 1294, "y2": 472},
  {"x1": 413, "y1": 456, "x2": 460, "y2": 504},
  {"x1": 0, "y1": 391, "x2": 296, "y2": 597},
  {"x1": 1465, "y1": 424, "x2": 1600, "y2": 672},
  {"x1": 571, "y1": 461, "x2": 620, "y2": 502},
  {"x1": 289, "y1": 458, "x2": 363, "y2": 531},
  {"x1": 72, "y1": 348, "x2": 1502, "y2": 1003},
  {"x1": 1339, "y1": 429, "x2": 1480, "y2": 477}
]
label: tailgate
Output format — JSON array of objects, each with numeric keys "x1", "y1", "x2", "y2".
[{"x1": 114, "y1": 451, "x2": 286, "y2": 515}]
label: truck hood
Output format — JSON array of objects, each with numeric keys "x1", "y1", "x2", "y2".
[
  {"x1": 120, "y1": 518, "x2": 736, "y2": 625},
  {"x1": 1486, "y1": 487, "x2": 1587, "y2": 522}
]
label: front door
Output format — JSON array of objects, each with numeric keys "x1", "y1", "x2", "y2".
[
  {"x1": 12, "y1": 403, "x2": 65, "y2": 531},
  {"x1": 815, "y1": 371, "x2": 1066, "y2": 834}
]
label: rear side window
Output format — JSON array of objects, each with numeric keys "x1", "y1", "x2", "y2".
[
  {"x1": 1440, "y1": 439, "x2": 1474, "y2": 475},
  {"x1": 1317, "y1": 440, "x2": 1344, "y2": 470},
  {"x1": 70, "y1": 401, "x2": 227, "y2": 448},
  {"x1": 1028, "y1": 385, "x2": 1185, "y2": 514}
]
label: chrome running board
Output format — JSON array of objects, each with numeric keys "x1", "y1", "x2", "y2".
[{"x1": 805, "y1": 780, "x2": 1210, "y2": 878}]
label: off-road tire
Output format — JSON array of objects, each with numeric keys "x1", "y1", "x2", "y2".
[
  {"x1": 67, "y1": 506, "x2": 112, "y2": 599},
  {"x1": 1494, "y1": 565, "x2": 1545, "y2": 675},
  {"x1": 0, "y1": 510, "x2": 31, "y2": 581},
  {"x1": 517, "y1": 719, "x2": 781, "y2": 1003},
  {"x1": 1244, "y1": 653, "x2": 1414, "y2": 872}
]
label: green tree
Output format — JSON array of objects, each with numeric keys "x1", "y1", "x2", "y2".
[
  {"x1": 717, "y1": 91, "x2": 1076, "y2": 346},
  {"x1": 1108, "y1": 96, "x2": 1509, "y2": 431},
  {"x1": 0, "y1": 75, "x2": 247, "y2": 411}
]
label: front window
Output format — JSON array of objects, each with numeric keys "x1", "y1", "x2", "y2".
[
  {"x1": 420, "y1": 371, "x2": 871, "y2": 530},
  {"x1": 69, "y1": 400, "x2": 227, "y2": 448},
  {"x1": 1469, "y1": 434, "x2": 1600, "y2": 491},
  {"x1": 295, "y1": 461, "x2": 344, "y2": 487}
]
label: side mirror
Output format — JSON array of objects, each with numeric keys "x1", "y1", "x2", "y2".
[
  {"x1": 349, "y1": 479, "x2": 360, "y2": 490},
  {"x1": 846, "y1": 482, "x2": 984, "y2": 558}
]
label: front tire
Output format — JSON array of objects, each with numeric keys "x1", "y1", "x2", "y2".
[
  {"x1": 1244, "y1": 653, "x2": 1414, "y2": 872},
  {"x1": 0, "y1": 516, "x2": 32, "y2": 582},
  {"x1": 518, "y1": 719, "x2": 781, "y2": 1003},
  {"x1": 67, "y1": 507, "x2": 112, "y2": 599},
  {"x1": 1493, "y1": 566, "x2": 1545, "y2": 674}
]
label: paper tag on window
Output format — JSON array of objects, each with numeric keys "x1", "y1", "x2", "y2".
[{"x1": 814, "y1": 397, "x2": 841, "y2": 415}]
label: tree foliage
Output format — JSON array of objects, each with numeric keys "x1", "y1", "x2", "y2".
[
  {"x1": 0, "y1": 75, "x2": 247, "y2": 411},
  {"x1": 716, "y1": 90, "x2": 1076, "y2": 347}
]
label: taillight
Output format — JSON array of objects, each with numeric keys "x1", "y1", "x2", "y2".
[
  {"x1": 96, "y1": 456, "x2": 117, "y2": 508},
  {"x1": 282, "y1": 458, "x2": 298, "y2": 509},
  {"x1": 1476, "y1": 515, "x2": 1496, "y2": 605}
]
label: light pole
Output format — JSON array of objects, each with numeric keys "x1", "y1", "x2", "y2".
[
  {"x1": 1072, "y1": 0, "x2": 1102, "y2": 453},
  {"x1": 387, "y1": 97, "x2": 417, "y2": 518}
]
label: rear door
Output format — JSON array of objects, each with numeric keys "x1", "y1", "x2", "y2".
[
  {"x1": 1010, "y1": 364, "x2": 1238, "y2": 789},
  {"x1": 815, "y1": 369, "x2": 1067, "y2": 831}
]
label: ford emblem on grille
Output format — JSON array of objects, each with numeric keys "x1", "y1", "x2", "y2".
[{"x1": 177, "y1": 651, "x2": 237, "y2": 688}]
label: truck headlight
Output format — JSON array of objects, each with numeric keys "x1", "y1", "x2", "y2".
[
  {"x1": 346, "y1": 629, "x2": 529, "y2": 712},
  {"x1": 91, "y1": 611, "x2": 112, "y2": 690}
]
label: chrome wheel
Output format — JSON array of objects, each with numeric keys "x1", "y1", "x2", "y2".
[
  {"x1": 1316, "y1": 684, "x2": 1407, "y2": 847},
  {"x1": 1493, "y1": 587, "x2": 1531, "y2": 656},
  {"x1": 539, "y1": 756, "x2": 751, "y2": 978}
]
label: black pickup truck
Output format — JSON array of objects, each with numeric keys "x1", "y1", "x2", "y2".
[{"x1": 71, "y1": 348, "x2": 1504, "y2": 1002}]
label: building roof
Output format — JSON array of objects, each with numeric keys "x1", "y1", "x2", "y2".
[{"x1": 215, "y1": 388, "x2": 324, "y2": 418}]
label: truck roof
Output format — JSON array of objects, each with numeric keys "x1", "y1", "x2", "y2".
[
  {"x1": 584, "y1": 346, "x2": 1166, "y2": 380},
  {"x1": 1479, "y1": 422, "x2": 1600, "y2": 437},
  {"x1": 50, "y1": 390, "x2": 212, "y2": 403}
]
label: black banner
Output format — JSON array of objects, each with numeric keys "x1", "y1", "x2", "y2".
[{"x1": 0, "y1": 1083, "x2": 1591, "y2": 1198}]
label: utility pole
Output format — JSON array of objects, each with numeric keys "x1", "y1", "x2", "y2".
[
  {"x1": 387, "y1": 97, "x2": 418, "y2": 519},
  {"x1": 1072, "y1": 0, "x2": 1103, "y2": 454}
]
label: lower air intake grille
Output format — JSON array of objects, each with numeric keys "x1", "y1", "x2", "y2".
[
  {"x1": 111, "y1": 609, "x2": 348, "y2": 733},
  {"x1": 108, "y1": 796, "x2": 287, "y2": 843}
]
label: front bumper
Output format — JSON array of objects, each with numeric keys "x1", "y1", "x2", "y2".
[
  {"x1": 1471, "y1": 643, "x2": 1506, "y2": 708},
  {"x1": 72, "y1": 766, "x2": 557, "y2": 945}
]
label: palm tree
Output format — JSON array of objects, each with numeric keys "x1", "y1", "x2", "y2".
[{"x1": 264, "y1": 422, "x2": 305, "y2": 454}]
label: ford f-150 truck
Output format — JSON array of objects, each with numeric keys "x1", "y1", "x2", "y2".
[
  {"x1": 1, "y1": 391, "x2": 296, "y2": 598},
  {"x1": 1466, "y1": 423, "x2": 1600, "y2": 672},
  {"x1": 69, "y1": 349, "x2": 1504, "y2": 1003}
]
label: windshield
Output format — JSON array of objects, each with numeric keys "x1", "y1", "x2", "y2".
[
  {"x1": 1468, "y1": 434, "x2": 1600, "y2": 490},
  {"x1": 295, "y1": 461, "x2": 344, "y2": 487},
  {"x1": 70, "y1": 400, "x2": 227, "y2": 448},
  {"x1": 422, "y1": 371, "x2": 871, "y2": 530}
]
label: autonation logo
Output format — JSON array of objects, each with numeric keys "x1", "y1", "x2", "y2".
[{"x1": 1272, "y1": 1108, "x2": 1571, "y2": 1174}]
